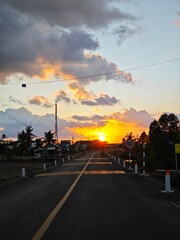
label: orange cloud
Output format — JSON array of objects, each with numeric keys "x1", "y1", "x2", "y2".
[
  {"x1": 70, "y1": 119, "x2": 149, "y2": 143},
  {"x1": 28, "y1": 96, "x2": 52, "y2": 108},
  {"x1": 34, "y1": 57, "x2": 75, "y2": 80},
  {"x1": 67, "y1": 82, "x2": 93, "y2": 100}
]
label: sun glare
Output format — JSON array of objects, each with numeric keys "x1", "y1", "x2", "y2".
[{"x1": 99, "y1": 134, "x2": 106, "y2": 142}]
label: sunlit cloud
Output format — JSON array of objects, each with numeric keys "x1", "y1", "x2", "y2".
[
  {"x1": 67, "y1": 82, "x2": 94, "y2": 100},
  {"x1": 69, "y1": 108, "x2": 154, "y2": 142},
  {"x1": 28, "y1": 96, "x2": 53, "y2": 108},
  {"x1": 55, "y1": 90, "x2": 71, "y2": 103},
  {"x1": 0, "y1": 107, "x2": 173, "y2": 142},
  {"x1": 81, "y1": 94, "x2": 119, "y2": 106},
  {"x1": 0, "y1": 1, "x2": 136, "y2": 85}
]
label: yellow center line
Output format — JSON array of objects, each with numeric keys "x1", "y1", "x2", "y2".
[
  {"x1": 35, "y1": 170, "x2": 125, "y2": 177},
  {"x1": 74, "y1": 157, "x2": 109, "y2": 161},
  {"x1": 62, "y1": 162, "x2": 112, "y2": 166},
  {"x1": 32, "y1": 153, "x2": 95, "y2": 240}
]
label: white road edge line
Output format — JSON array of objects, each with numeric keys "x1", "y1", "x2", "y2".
[{"x1": 32, "y1": 153, "x2": 95, "y2": 240}]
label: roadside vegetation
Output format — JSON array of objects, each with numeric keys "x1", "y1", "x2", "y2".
[{"x1": 0, "y1": 113, "x2": 180, "y2": 173}]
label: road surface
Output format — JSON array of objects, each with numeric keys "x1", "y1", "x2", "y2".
[{"x1": 0, "y1": 151, "x2": 180, "y2": 240}]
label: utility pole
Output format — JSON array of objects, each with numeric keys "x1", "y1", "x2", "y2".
[{"x1": 55, "y1": 103, "x2": 58, "y2": 143}]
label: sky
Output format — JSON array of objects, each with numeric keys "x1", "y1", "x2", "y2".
[{"x1": 0, "y1": 0, "x2": 180, "y2": 143}]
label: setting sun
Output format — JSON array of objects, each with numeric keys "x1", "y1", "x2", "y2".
[{"x1": 99, "y1": 135, "x2": 106, "y2": 142}]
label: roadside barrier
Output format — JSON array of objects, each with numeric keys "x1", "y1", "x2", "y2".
[
  {"x1": 54, "y1": 160, "x2": 57, "y2": 166},
  {"x1": 161, "y1": 171, "x2": 174, "y2": 193},
  {"x1": 123, "y1": 161, "x2": 126, "y2": 168},
  {"x1": 118, "y1": 158, "x2": 121, "y2": 165}
]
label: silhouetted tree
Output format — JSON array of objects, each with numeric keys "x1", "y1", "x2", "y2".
[
  {"x1": 1, "y1": 134, "x2": 7, "y2": 139},
  {"x1": 44, "y1": 130, "x2": 54, "y2": 144},
  {"x1": 149, "y1": 113, "x2": 179, "y2": 169},
  {"x1": 17, "y1": 125, "x2": 36, "y2": 155}
]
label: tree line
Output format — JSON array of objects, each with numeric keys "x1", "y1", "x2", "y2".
[
  {"x1": 1, "y1": 112, "x2": 180, "y2": 170},
  {"x1": 114, "y1": 113, "x2": 180, "y2": 171}
]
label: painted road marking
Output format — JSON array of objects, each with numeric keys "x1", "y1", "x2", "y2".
[
  {"x1": 74, "y1": 157, "x2": 109, "y2": 160},
  {"x1": 35, "y1": 170, "x2": 125, "y2": 177},
  {"x1": 62, "y1": 162, "x2": 112, "y2": 166},
  {"x1": 84, "y1": 170, "x2": 125, "y2": 175},
  {"x1": 32, "y1": 153, "x2": 95, "y2": 240}
]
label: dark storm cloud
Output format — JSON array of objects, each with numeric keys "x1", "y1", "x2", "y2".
[
  {"x1": 46, "y1": 30, "x2": 99, "y2": 63},
  {"x1": 0, "y1": 0, "x2": 136, "y2": 83},
  {"x1": 81, "y1": 94, "x2": 119, "y2": 106},
  {"x1": 0, "y1": 21, "x2": 99, "y2": 81},
  {"x1": 1, "y1": 0, "x2": 136, "y2": 29}
]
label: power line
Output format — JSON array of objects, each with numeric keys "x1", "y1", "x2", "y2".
[{"x1": 1, "y1": 57, "x2": 180, "y2": 86}]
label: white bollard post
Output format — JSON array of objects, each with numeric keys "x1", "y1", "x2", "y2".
[
  {"x1": 111, "y1": 155, "x2": 113, "y2": 160},
  {"x1": 161, "y1": 171, "x2": 174, "y2": 193},
  {"x1": 118, "y1": 158, "x2": 121, "y2": 165},
  {"x1": 68, "y1": 156, "x2": 70, "y2": 161},
  {"x1": 134, "y1": 163, "x2": 138, "y2": 174},
  {"x1": 123, "y1": 161, "x2": 126, "y2": 168},
  {"x1": 143, "y1": 143, "x2": 146, "y2": 174},
  {"x1": 21, "y1": 167, "x2": 26, "y2": 177},
  {"x1": 43, "y1": 163, "x2": 46, "y2": 171},
  {"x1": 143, "y1": 160, "x2": 145, "y2": 175},
  {"x1": 55, "y1": 160, "x2": 57, "y2": 166},
  {"x1": 62, "y1": 158, "x2": 65, "y2": 163}
]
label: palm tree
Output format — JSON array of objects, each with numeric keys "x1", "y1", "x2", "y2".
[
  {"x1": 17, "y1": 125, "x2": 36, "y2": 155},
  {"x1": 44, "y1": 130, "x2": 55, "y2": 145},
  {"x1": 1, "y1": 134, "x2": 7, "y2": 139}
]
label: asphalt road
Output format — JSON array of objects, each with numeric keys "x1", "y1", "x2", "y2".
[{"x1": 0, "y1": 151, "x2": 180, "y2": 240}]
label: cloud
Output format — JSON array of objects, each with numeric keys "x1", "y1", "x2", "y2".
[
  {"x1": 28, "y1": 96, "x2": 53, "y2": 108},
  {"x1": 0, "y1": 107, "x2": 74, "y2": 138},
  {"x1": 0, "y1": 107, "x2": 158, "y2": 141},
  {"x1": 81, "y1": 94, "x2": 119, "y2": 106},
  {"x1": 67, "y1": 82, "x2": 93, "y2": 100},
  {"x1": 175, "y1": 11, "x2": 180, "y2": 27},
  {"x1": 0, "y1": 1, "x2": 135, "y2": 84},
  {"x1": 114, "y1": 25, "x2": 141, "y2": 44},
  {"x1": 71, "y1": 108, "x2": 154, "y2": 129},
  {"x1": 8, "y1": 96, "x2": 24, "y2": 106},
  {"x1": 64, "y1": 52, "x2": 134, "y2": 84},
  {"x1": 67, "y1": 82, "x2": 120, "y2": 106},
  {"x1": 72, "y1": 115, "x2": 105, "y2": 121},
  {"x1": 2, "y1": 0, "x2": 136, "y2": 29},
  {"x1": 55, "y1": 90, "x2": 71, "y2": 103},
  {"x1": 111, "y1": 108, "x2": 154, "y2": 128}
]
